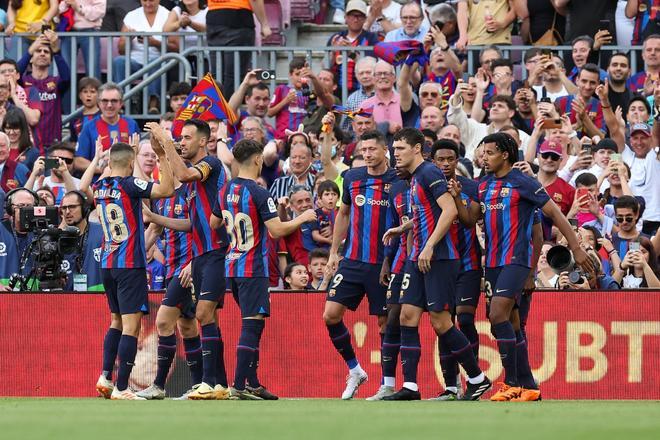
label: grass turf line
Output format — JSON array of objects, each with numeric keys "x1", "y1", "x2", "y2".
[{"x1": 1, "y1": 399, "x2": 659, "y2": 440}]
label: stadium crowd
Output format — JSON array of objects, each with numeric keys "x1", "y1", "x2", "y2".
[{"x1": 0, "y1": 0, "x2": 659, "y2": 402}]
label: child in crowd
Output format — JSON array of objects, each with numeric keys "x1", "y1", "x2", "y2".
[
  {"x1": 268, "y1": 58, "x2": 310, "y2": 140},
  {"x1": 283, "y1": 262, "x2": 309, "y2": 290},
  {"x1": 69, "y1": 77, "x2": 101, "y2": 143},
  {"x1": 311, "y1": 180, "x2": 339, "y2": 249},
  {"x1": 308, "y1": 248, "x2": 329, "y2": 290}
]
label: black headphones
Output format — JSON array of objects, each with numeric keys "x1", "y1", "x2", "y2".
[
  {"x1": 64, "y1": 190, "x2": 92, "y2": 219},
  {"x1": 4, "y1": 187, "x2": 40, "y2": 216}
]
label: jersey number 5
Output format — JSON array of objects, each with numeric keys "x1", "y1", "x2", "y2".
[{"x1": 222, "y1": 210, "x2": 255, "y2": 251}]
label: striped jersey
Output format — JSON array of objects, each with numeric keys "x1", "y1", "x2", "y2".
[
  {"x1": 478, "y1": 169, "x2": 550, "y2": 268},
  {"x1": 270, "y1": 84, "x2": 309, "y2": 140},
  {"x1": 452, "y1": 175, "x2": 482, "y2": 272},
  {"x1": 627, "y1": 71, "x2": 648, "y2": 94},
  {"x1": 188, "y1": 155, "x2": 229, "y2": 256},
  {"x1": 555, "y1": 95, "x2": 605, "y2": 138},
  {"x1": 214, "y1": 177, "x2": 278, "y2": 278},
  {"x1": 341, "y1": 167, "x2": 399, "y2": 264},
  {"x1": 409, "y1": 160, "x2": 458, "y2": 261},
  {"x1": 386, "y1": 179, "x2": 410, "y2": 274},
  {"x1": 155, "y1": 185, "x2": 193, "y2": 279},
  {"x1": 93, "y1": 176, "x2": 153, "y2": 268}
]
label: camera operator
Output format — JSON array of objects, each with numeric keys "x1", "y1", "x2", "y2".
[
  {"x1": 555, "y1": 249, "x2": 619, "y2": 290},
  {"x1": 60, "y1": 190, "x2": 104, "y2": 291},
  {"x1": 0, "y1": 188, "x2": 39, "y2": 290}
]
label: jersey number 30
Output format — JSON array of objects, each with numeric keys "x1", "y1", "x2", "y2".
[{"x1": 222, "y1": 210, "x2": 255, "y2": 251}]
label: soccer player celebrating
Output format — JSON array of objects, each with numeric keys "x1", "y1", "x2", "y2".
[
  {"x1": 93, "y1": 140, "x2": 174, "y2": 400},
  {"x1": 382, "y1": 128, "x2": 490, "y2": 401},
  {"x1": 451, "y1": 132, "x2": 593, "y2": 401},
  {"x1": 145, "y1": 120, "x2": 230, "y2": 400},
  {"x1": 324, "y1": 129, "x2": 399, "y2": 400},
  {"x1": 432, "y1": 139, "x2": 482, "y2": 400},
  {"x1": 210, "y1": 139, "x2": 316, "y2": 400}
]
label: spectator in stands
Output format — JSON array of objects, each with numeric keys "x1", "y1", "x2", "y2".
[
  {"x1": 308, "y1": 248, "x2": 329, "y2": 290},
  {"x1": 238, "y1": 116, "x2": 280, "y2": 188},
  {"x1": 18, "y1": 30, "x2": 70, "y2": 152},
  {"x1": 622, "y1": 122, "x2": 660, "y2": 235},
  {"x1": 419, "y1": 106, "x2": 444, "y2": 135},
  {"x1": 74, "y1": 82, "x2": 140, "y2": 173},
  {"x1": 627, "y1": 0, "x2": 660, "y2": 45},
  {"x1": 206, "y1": 0, "x2": 271, "y2": 97},
  {"x1": 36, "y1": 185, "x2": 55, "y2": 206},
  {"x1": 362, "y1": 60, "x2": 401, "y2": 135},
  {"x1": 519, "y1": 0, "x2": 566, "y2": 45},
  {"x1": 628, "y1": 34, "x2": 660, "y2": 95},
  {"x1": 278, "y1": 185, "x2": 315, "y2": 267},
  {"x1": 229, "y1": 71, "x2": 275, "y2": 138},
  {"x1": 327, "y1": 0, "x2": 379, "y2": 96},
  {"x1": 456, "y1": 0, "x2": 516, "y2": 50},
  {"x1": 114, "y1": 0, "x2": 175, "y2": 113},
  {"x1": 571, "y1": 138, "x2": 618, "y2": 190},
  {"x1": 0, "y1": 131, "x2": 29, "y2": 192},
  {"x1": 565, "y1": 35, "x2": 608, "y2": 83},
  {"x1": 137, "y1": 139, "x2": 158, "y2": 181},
  {"x1": 606, "y1": 53, "x2": 633, "y2": 115},
  {"x1": 421, "y1": 24, "x2": 462, "y2": 93},
  {"x1": 364, "y1": 0, "x2": 402, "y2": 37},
  {"x1": 159, "y1": 112, "x2": 174, "y2": 132},
  {"x1": 535, "y1": 242, "x2": 558, "y2": 288},
  {"x1": 0, "y1": 187, "x2": 38, "y2": 289},
  {"x1": 384, "y1": 1, "x2": 428, "y2": 43},
  {"x1": 556, "y1": 64, "x2": 606, "y2": 139},
  {"x1": 612, "y1": 196, "x2": 648, "y2": 255},
  {"x1": 567, "y1": 172, "x2": 614, "y2": 235},
  {"x1": 4, "y1": 0, "x2": 59, "y2": 61},
  {"x1": 616, "y1": 236, "x2": 660, "y2": 288},
  {"x1": 302, "y1": 69, "x2": 341, "y2": 135},
  {"x1": 283, "y1": 262, "x2": 309, "y2": 290},
  {"x1": 537, "y1": 136, "x2": 576, "y2": 216},
  {"x1": 59, "y1": 0, "x2": 106, "y2": 78},
  {"x1": 599, "y1": 160, "x2": 636, "y2": 206},
  {"x1": 0, "y1": 59, "x2": 41, "y2": 129},
  {"x1": 69, "y1": 77, "x2": 101, "y2": 144},
  {"x1": 555, "y1": 0, "x2": 617, "y2": 43},
  {"x1": 471, "y1": 59, "x2": 517, "y2": 122},
  {"x1": 164, "y1": 0, "x2": 207, "y2": 50},
  {"x1": 167, "y1": 82, "x2": 191, "y2": 114},
  {"x1": 269, "y1": 132, "x2": 315, "y2": 201},
  {"x1": 2, "y1": 107, "x2": 39, "y2": 170},
  {"x1": 268, "y1": 58, "x2": 316, "y2": 140},
  {"x1": 102, "y1": 0, "x2": 140, "y2": 31},
  {"x1": 529, "y1": 54, "x2": 574, "y2": 102},
  {"x1": 318, "y1": 114, "x2": 349, "y2": 183},
  {"x1": 311, "y1": 179, "x2": 339, "y2": 249},
  {"x1": 25, "y1": 143, "x2": 79, "y2": 205},
  {"x1": 342, "y1": 56, "x2": 376, "y2": 131}
]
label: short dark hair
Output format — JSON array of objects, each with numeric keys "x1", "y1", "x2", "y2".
[
  {"x1": 246, "y1": 82, "x2": 269, "y2": 97},
  {"x1": 491, "y1": 94, "x2": 517, "y2": 112},
  {"x1": 309, "y1": 247, "x2": 330, "y2": 261},
  {"x1": 168, "y1": 81, "x2": 192, "y2": 97},
  {"x1": 283, "y1": 262, "x2": 307, "y2": 288},
  {"x1": 78, "y1": 76, "x2": 101, "y2": 93},
  {"x1": 317, "y1": 179, "x2": 340, "y2": 197},
  {"x1": 643, "y1": 33, "x2": 660, "y2": 46},
  {"x1": 0, "y1": 58, "x2": 18, "y2": 71},
  {"x1": 608, "y1": 52, "x2": 629, "y2": 67},
  {"x1": 421, "y1": 129, "x2": 438, "y2": 142},
  {"x1": 614, "y1": 195, "x2": 640, "y2": 214},
  {"x1": 393, "y1": 127, "x2": 425, "y2": 149},
  {"x1": 524, "y1": 48, "x2": 543, "y2": 63},
  {"x1": 360, "y1": 129, "x2": 387, "y2": 146},
  {"x1": 491, "y1": 58, "x2": 513, "y2": 72},
  {"x1": 628, "y1": 94, "x2": 651, "y2": 115},
  {"x1": 289, "y1": 57, "x2": 306, "y2": 73},
  {"x1": 109, "y1": 142, "x2": 136, "y2": 168},
  {"x1": 47, "y1": 142, "x2": 75, "y2": 156},
  {"x1": 431, "y1": 139, "x2": 460, "y2": 159},
  {"x1": 575, "y1": 172, "x2": 598, "y2": 187},
  {"x1": 480, "y1": 132, "x2": 519, "y2": 165},
  {"x1": 572, "y1": 35, "x2": 594, "y2": 48},
  {"x1": 232, "y1": 139, "x2": 264, "y2": 163},
  {"x1": 581, "y1": 224, "x2": 603, "y2": 251},
  {"x1": 579, "y1": 63, "x2": 601, "y2": 79},
  {"x1": 183, "y1": 118, "x2": 211, "y2": 140}
]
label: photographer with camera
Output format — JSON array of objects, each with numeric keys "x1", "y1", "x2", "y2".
[
  {"x1": 60, "y1": 190, "x2": 104, "y2": 291},
  {"x1": 0, "y1": 188, "x2": 38, "y2": 290},
  {"x1": 550, "y1": 246, "x2": 620, "y2": 290},
  {"x1": 25, "y1": 143, "x2": 80, "y2": 205}
]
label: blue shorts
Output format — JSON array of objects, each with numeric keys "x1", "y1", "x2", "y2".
[
  {"x1": 327, "y1": 259, "x2": 387, "y2": 316},
  {"x1": 192, "y1": 249, "x2": 226, "y2": 306},
  {"x1": 386, "y1": 272, "x2": 404, "y2": 306},
  {"x1": 162, "y1": 276, "x2": 196, "y2": 319},
  {"x1": 229, "y1": 277, "x2": 270, "y2": 318},
  {"x1": 102, "y1": 268, "x2": 149, "y2": 315},
  {"x1": 455, "y1": 269, "x2": 482, "y2": 308},
  {"x1": 399, "y1": 260, "x2": 460, "y2": 313},
  {"x1": 484, "y1": 264, "x2": 531, "y2": 313}
]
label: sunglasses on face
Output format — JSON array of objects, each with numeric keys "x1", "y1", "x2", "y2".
[
  {"x1": 616, "y1": 215, "x2": 635, "y2": 223},
  {"x1": 51, "y1": 156, "x2": 74, "y2": 164},
  {"x1": 420, "y1": 91, "x2": 439, "y2": 98},
  {"x1": 540, "y1": 152, "x2": 561, "y2": 161}
]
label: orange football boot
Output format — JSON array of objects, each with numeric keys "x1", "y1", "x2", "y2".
[
  {"x1": 490, "y1": 383, "x2": 522, "y2": 401},
  {"x1": 512, "y1": 388, "x2": 542, "y2": 401}
]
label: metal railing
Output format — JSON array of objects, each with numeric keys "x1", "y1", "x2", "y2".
[{"x1": 0, "y1": 32, "x2": 644, "y2": 124}]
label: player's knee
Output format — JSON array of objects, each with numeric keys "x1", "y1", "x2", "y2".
[
  {"x1": 156, "y1": 318, "x2": 175, "y2": 336},
  {"x1": 457, "y1": 312, "x2": 475, "y2": 328},
  {"x1": 399, "y1": 309, "x2": 418, "y2": 327},
  {"x1": 177, "y1": 318, "x2": 198, "y2": 338},
  {"x1": 323, "y1": 310, "x2": 341, "y2": 326},
  {"x1": 430, "y1": 312, "x2": 453, "y2": 335},
  {"x1": 110, "y1": 313, "x2": 122, "y2": 330}
]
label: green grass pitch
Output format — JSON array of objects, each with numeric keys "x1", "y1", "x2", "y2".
[{"x1": 1, "y1": 399, "x2": 659, "y2": 440}]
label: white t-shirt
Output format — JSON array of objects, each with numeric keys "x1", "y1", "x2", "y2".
[
  {"x1": 124, "y1": 5, "x2": 171, "y2": 64},
  {"x1": 368, "y1": 1, "x2": 402, "y2": 34},
  {"x1": 623, "y1": 144, "x2": 660, "y2": 222},
  {"x1": 172, "y1": 6, "x2": 207, "y2": 49},
  {"x1": 32, "y1": 176, "x2": 81, "y2": 204},
  {"x1": 533, "y1": 84, "x2": 570, "y2": 103}
]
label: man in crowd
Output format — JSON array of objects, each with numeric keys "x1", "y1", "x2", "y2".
[
  {"x1": 556, "y1": 64, "x2": 606, "y2": 139},
  {"x1": 384, "y1": 1, "x2": 428, "y2": 43}
]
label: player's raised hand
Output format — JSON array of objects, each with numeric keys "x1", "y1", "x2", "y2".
[
  {"x1": 447, "y1": 178, "x2": 462, "y2": 198},
  {"x1": 382, "y1": 226, "x2": 402, "y2": 246},
  {"x1": 418, "y1": 245, "x2": 433, "y2": 274},
  {"x1": 299, "y1": 208, "x2": 317, "y2": 223}
]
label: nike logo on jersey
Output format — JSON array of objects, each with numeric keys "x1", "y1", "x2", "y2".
[
  {"x1": 199, "y1": 291, "x2": 211, "y2": 296},
  {"x1": 496, "y1": 289, "x2": 508, "y2": 293},
  {"x1": 427, "y1": 302, "x2": 436, "y2": 307},
  {"x1": 460, "y1": 297, "x2": 472, "y2": 302}
]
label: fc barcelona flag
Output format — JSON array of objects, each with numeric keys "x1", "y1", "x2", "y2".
[{"x1": 172, "y1": 73, "x2": 238, "y2": 137}]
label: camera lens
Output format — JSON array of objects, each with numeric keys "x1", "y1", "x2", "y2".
[
  {"x1": 259, "y1": 71, "x2": 269, "y2": 81},
  {"x1": 568, "y1": 271, "x2": 583, "y2": 284}
]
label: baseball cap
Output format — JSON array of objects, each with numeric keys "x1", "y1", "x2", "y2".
[
  {"x1": 345, "y1": 0, "x2": 368, "y2": 16},
  {"x1": 539, "y1": 136, "x2": 563, "y2": 156},
  {"x1": 594, "y1": 138, "x2": 618, "y2": 152},
  {"x1": 630, "y1": 122, "x2": 651, "y2": 137}
]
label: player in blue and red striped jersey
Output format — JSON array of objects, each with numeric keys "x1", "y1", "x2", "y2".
[
  {"x1": 555, "y1": 64, "x2": 606, "y2": 139},
  {"x1": 455, "y1": 132, "x2": 594, "y2": 402},
  {"x1": 627, "y1": 34, "x2": 660, "y2": 93},
  {"x1": 210, "y1": 139, "x2": 317, "y2": 400},
  {"x1": 324, "y1": 129, "x2": 399, "y2": 400},
  {"x1": 93, "y1": 140, "x2": 174, "y2": 400},
  {"x1": 432, "y1": 139, "x2": 483, "y2": 401},
  {"x1": 382, "y1": 128, "x2": 490, "y2": 402},
  {"x1": 136, "y1": 182, "x2": 203, "y2": 400},
  {"x1": 144, "y1": 120, "x2": 231, "y2": 400},
  {"x1": 367, "y1": 171, "x2": 410, "y2": 401}
]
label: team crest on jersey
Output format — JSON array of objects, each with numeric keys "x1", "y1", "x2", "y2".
[
  {"x1": 383, "y1": 183, "x2": 391, "y2": 193},
  {"x1": 355, "y1": 194, "x2": 366, "y2": 206},
  {"x1": 500, "y1": 187, "x2": 510, "y2": 197},
  {"x1": 174, "y1": 204, "x2": 183, "y2": 215},
  {"x1": 134, "y1": 178, "x2": 149, "y2": 191},
  {"x1": 94, "y1": 247, "x2": 102, "y2": 262},
  {"x1": 328, "y1": 289, "x2": 336, "y2": 297},
  {"x1": 553, "y1": 193, "x2": 563, "y2": 203},
  {"x1": 46, "y1": 81, "x2": 56, "y2": 90},
  {"x1": 267, "y1": 198, "x2": 277, "y2": 213},
  {"x1": 0, "y1": 242, "x2": 6, "y2": 256},
  {"x1": 588, "y1": 111, "x2": 597, "y2": 120}
]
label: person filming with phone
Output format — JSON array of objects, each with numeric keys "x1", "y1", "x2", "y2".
[{"x1": 25, "y1": 143, "x2": 80, "y2": 205}]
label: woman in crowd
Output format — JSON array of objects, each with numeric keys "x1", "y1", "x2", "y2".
[
  {"x1": 283, "y1": 262, "x2": 309, "y2": 290},
  {"x1": 615, "y1": 237, "x2": 660, "y2": 288},
  {"x1": 2, "y1": 107, "x2": 38, "y2": 170}
]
